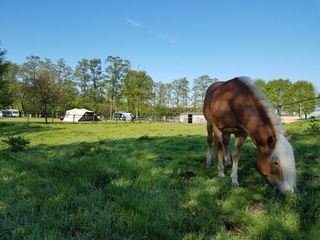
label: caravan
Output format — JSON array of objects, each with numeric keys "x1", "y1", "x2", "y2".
[
  {"x1": 1, "y1": 109, "x2": 19, "y2": 117},
  {"x1": 113, "y1": 112, "x2": 135, "y2": 122}
]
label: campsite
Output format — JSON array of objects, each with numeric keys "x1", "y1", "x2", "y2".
[
  {"x1": 0, "y1": 118, "x2": 319, "y2": 239},
  {"x1": 1, "y1": 1, "x2": 320, "y2": 239}
]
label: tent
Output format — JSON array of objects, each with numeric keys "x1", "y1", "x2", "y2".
[{"x1": 63, "y1": 108, "x2": 96, "y2": 122}]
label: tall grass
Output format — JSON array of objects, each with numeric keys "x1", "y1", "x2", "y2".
[{"x1": 0, "y1": 119, "x2": 319, "y2": 239}]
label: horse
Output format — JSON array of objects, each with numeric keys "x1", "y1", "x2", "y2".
[{"x1": 203, "y1": 77, "x2": 296, "y2": 193}]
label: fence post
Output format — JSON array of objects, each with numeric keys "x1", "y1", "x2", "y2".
[{"x1": 277, "y1": 104, "x2": 282, "y2": 117}]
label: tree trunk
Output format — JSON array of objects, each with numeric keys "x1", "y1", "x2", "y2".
[
  {"x1": 109, "y1": 97, "x2": 114, "y2": 119},
  {"x1": 135, "y1": 105, "x2": 139, "y2": 119},
  {"x1": 52, "y1": 108, "x2": 55, "y2": 123},
  {"x1": 44, "y1": 103, "x2": 48, "y2": 124}
]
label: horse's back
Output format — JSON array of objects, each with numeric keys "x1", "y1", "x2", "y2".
[{"x1": 203, "y1": 77, "x2": 258, "y2": 129}]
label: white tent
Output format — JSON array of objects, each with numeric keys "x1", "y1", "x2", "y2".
[{"x1": 63, "y1": 108, "x2": 95, "y2": 122}]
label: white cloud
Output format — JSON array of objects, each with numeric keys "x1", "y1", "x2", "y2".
[
  {"x1": 127, "y1": 18, "x2": 143, "y2": 29},
  {"x1": 127, "y1": 18, "x2": 177, "y2": 45}
]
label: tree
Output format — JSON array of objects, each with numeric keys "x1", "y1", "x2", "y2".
[
  {"x1": 74, "y1": 58, "x2": 106, "y2": 111},
  {"x1": 122, "y1": 70, "x2": 153, "y2": 118},
  {"x1": 19, "y1": 56, "x2": 67, "y2": 123},
  {"x1": 0, "y1": 47, "x2": 13, "y2": 108},
  {"x1": 105, "y1": 56, "x2": 130, "y2": 117},
  {"x1": 32, "y1": 69, "x2": 59, "y2": 123},
  {"x1": 264, "y1": 79, "x2": 293, "y2": 109},
  {"x1": 0, "y1": 47, "x2": 8, "y2": 78},
  {"x1": 88, "y1": 58, "x2": 104, "y2": 103},
  {"x1": 192, "y1": 75, "x2": 218, "y2": 109},
  {"x1": 253, "y1": 79, "x2": 267, "y2": 93},
  {"x1": 289, "y1": 81, "x2": 317, "y2": 118},
  {"x1": 163, "y1": 83, "x2": 173, "y2": 107},
  {"x1": 3, "y1": 62, "x2": 21, "y2": 110},
  {"x1": 19, "y1": 55, "x2": 41, "y2": 115},
  {"x1": 172, "y1": 77, "x2": 189, "y2": 107},
  {"x1": 54, "y1": 58, "x2": 77, "y2": 116},
  {"x1": 179, "y1": 77, "x2": 189, "y2": 107},
  {"x1": 25, "y1": 58, "x2": 61, "y2": 123},
  {"x1": 153, "y1": 81, "x2": 169, "y2": 106},
  {"x1": 74, "y1": 59, "x2": 90, "y2": 96}
]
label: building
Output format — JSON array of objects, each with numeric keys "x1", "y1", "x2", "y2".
[{"x1": 179, "y1": 112, "x2": 206, "y2": 124}]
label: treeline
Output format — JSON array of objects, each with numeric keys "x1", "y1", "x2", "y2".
[
  {"x1": 253, "y1": 79, "x2": 319, "y2": 118},
  {"x1": 0, "y1": 47, "x2": 318, "y2": 122}
]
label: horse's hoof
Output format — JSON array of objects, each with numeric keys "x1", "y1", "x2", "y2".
[
  {"x1": 232, "y1": 180, "x2": 239, "y2": 187},
  {"x1": 218, "y1": 172, "x2": 225, "y2": 178}
]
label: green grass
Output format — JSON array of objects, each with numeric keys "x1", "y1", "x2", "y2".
[{"x1": 0, "y1": 118, "x2": 319, "y2": 239}]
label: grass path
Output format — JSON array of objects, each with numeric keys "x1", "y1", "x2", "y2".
[{"x1": 0, "y1": 119, "x2": 319, "y2": 239}]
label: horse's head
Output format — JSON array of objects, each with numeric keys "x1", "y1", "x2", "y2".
[{"x1": 258, "y1": 134, "x2": 296, "y2": 193}]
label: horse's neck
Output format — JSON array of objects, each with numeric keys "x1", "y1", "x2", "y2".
[{"x1": 246, "y1": 120, "x2": 276, "y2": 155}]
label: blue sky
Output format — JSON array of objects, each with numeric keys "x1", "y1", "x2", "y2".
[{"x1": 1, "y1": 0, "x2": 320, "y2": 90}]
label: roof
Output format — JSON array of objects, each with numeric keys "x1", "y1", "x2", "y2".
[
  {"x1": 65, "y1": 108, "x2": 93, "y2": 115},
  {"x1": 180, "y1": 112, "x2": 204, "y2": 115},
  {"x1": 63, "y1": 108, "x2": 94, "y2": 122}
]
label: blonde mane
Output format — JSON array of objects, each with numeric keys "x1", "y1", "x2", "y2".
[{"x1": 237, "y1": 77, "x2": 296, "y2": 192}]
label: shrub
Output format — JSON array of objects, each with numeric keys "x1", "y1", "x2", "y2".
[
  {"x1": 137, "y1": 135, "x2": 153, "y2": 141},
  {"x1": 2, "y1": 136, "x2": 30, "y2": 152},
  {"x1": 307, "y1": 119, "x2": 320, "y2": 133},
  {"x1": 71, "y1": 142, "x2": 110, "y2": 157}
]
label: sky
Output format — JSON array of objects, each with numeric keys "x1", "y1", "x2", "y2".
[{"x1": 1, "y1": 0, "x2": 320, "y2": 90}]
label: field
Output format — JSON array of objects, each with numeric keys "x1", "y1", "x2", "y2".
[{"x1": 0, "y1": 119, "x2": 319, "y2": 239}]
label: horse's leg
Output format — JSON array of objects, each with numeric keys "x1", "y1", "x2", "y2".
[
  {"x1": 223, "y1": 132, "x2": 232, "y2": 167},
  {"x1": 206, "y1": 123, "x2": 214, "y2": 166},
  {"x1": 230, "y1": 133, "x2": 247, "y2": 186},
  {"x1": 212, "y1": 127, "x2": 225, "y2": 177}
]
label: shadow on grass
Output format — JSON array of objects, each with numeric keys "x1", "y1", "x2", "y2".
[
  {"x1": 0, "y1": 122, "x2": 62, "y2": 137},
  {"x1": 0, "y1": 133, "x2": 319, "y2": 239}
]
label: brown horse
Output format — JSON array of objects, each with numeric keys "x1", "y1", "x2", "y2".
[{"x1": 203, "y1": 77, "x2": 296, "y2": 193}]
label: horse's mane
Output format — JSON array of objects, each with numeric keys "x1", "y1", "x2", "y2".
[
  {"x1": 236, "y1": 77, "x2": 296, "y2": 191},
  {"x1": 236, "y1": 77, "x2": 283, "y2": 135}
]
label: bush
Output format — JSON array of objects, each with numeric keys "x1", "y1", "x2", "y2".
[
  {"x1": 137, "y1": 135, "x2": 153, "y2": 141},
  {"x1": 71, "y1": 141, "x2": 110, "y2": 157},
  {"x1": 307, "y1": 119, "x2": 320, "y2": 133},
  {"x1": 2, "y1": 136, "x2": 30, "y2": 152}
]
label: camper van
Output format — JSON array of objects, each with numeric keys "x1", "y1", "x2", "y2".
[
  {"x1": 2, "y1": 109, "x2": 19, "y2": 117},
  {"x1": 113, "y1": 112, "x2": 135, "y2": 122}
]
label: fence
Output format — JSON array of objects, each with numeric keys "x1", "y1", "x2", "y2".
[
  {"x1": 0, "y1": 114, "x2": 181, "y2": 124},
  {"x1": 276, "y1": 96, "x2": 320, "y2": 119}
]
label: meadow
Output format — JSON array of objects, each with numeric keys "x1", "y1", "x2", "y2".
[{"x1": 0, "y1": 118, "x2": 319, "y2": 239}]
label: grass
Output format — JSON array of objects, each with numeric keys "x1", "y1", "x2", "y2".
[{"x1": 0, "y1": 118, "x2": 319, "y2": 239}]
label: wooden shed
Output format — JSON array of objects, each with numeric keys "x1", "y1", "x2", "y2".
[{"x1": 179, "y1": 112, "x2": 206, "y2": 124}]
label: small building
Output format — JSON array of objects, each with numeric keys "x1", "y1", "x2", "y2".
[{"x1": 179, "y1": 112, "x2": 206, "y2": 124}]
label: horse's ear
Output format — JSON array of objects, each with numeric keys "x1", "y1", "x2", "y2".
[{"x1": 267, "y1": 136, "x2": 276, "y2": 148}]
